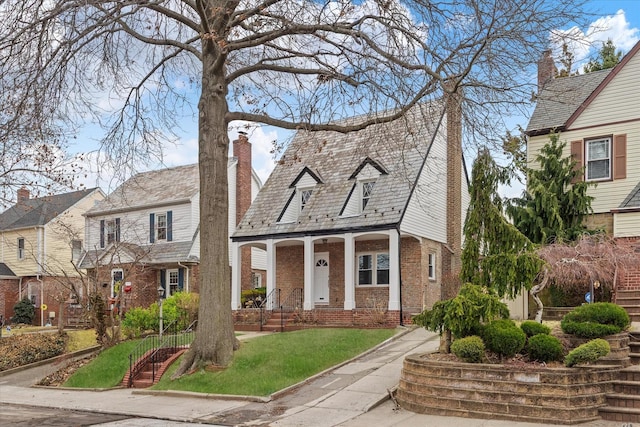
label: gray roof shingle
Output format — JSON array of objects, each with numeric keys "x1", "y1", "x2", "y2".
[
  {"x1": 0, "y1": 188, "x2": 100, "y2": 230},
  {"x1": 619, "y1": 182, "x2": 640, "y2": 209},
  {"x1": 232, "y1": 103, "x2": 444, "y2": 240},
  {"x1": 526, "y1": 69, "x2": 611, "y2": 135},
  {"x1": 79, "y1": 241, "x2": 197, "y2": 269}
]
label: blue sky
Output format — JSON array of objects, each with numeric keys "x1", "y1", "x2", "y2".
[{"x1": 72, "y1": 1, "x2": 640, "y2": 193}]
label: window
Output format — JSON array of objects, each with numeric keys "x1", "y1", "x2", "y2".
[
  {"x1": 300, "y1": 189, "x2": 313, "y2": 211},
  {"x1": 156, "y1": 213, "x2": 167, "y2": 240},
  {"x1": 111, "y1": 269, "x2": 123, "y2": 298},
  {"x1": 361, "y1": 181, "x2": 375, "y2": 210},
  {"x1": 358, "y1": 252, "x2": 389, "y2": 286},
  {"x1": 17, "y1": 238, "x2": 24, "y2": 260},
  {"x1": 252, "y1": 272, "x2": 262, "y2": 289},
  {"x1": 586, "y1": 137, "x2": 611, "y2": 181},
  {"x1": 428, "y1": 253, "x2": 436, "y2": 280},
  {"x1": 168, "y1": 269, "x2": 179, "y2": 296},
  {"x1": 71, "y1": 240, "x2": 82, "y2": 261}
]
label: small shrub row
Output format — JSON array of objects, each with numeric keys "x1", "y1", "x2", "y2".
[{"x1": 0, "y1": 332, "x2": 67, "y2": 371}]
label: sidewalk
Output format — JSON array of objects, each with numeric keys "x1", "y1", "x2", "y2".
[{"x1": 0, "y1": 327, "x2": 626, "y2": 426}]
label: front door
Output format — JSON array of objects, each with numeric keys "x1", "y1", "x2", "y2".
[{"x1": 314, "y1": 253, "x2": 329, "y2": 304}]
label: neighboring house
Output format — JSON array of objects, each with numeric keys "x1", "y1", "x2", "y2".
[
  {"x1": 0, "y1": 187, "x2": 105, "y2": 325},
  {"x1": 231, "y1": 100, "x2": 470, "y2": 327},
  {"x1": 80, "y1": 133, "x2": 265, "y2": 312},
  {"x1": 526, "y1": 41, "x2": 640, "y2": 292}
]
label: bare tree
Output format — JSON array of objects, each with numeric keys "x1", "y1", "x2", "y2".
[{"x1": 1, "y1": 0, "x2": 589, "y2": 372}]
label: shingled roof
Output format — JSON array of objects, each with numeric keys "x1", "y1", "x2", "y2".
[
  {"x1": 232, "y1": 103, "x2": 444, "y2": 240},
  {"x1": 0, "y1": 188, "x2": 100, "y2": 230},
  {"x1": 86, "y1": 164, "x2": 200, "y2": 216},
  {"x1": 526, "y1": 68, "x2": 612, "y2": 136}
]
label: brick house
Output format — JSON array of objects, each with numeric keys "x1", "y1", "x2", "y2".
[
  {"x1": 0, "y1": 187, "x2": 105, "y2": 326},
  {"x1": 79, "y1": 134, "x2": 264, "y2": 313},
  {"x1": 526, "y1": 41, "x2": 640, "y2": 305},
  {"x1": 231, "y1": 101, "x2": 469, "y2": 327}
]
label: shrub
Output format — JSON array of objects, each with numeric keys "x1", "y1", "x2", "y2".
[
  {"x1": 121, "y1": 307, "x2": 155, "y2": 338},
  {"x1": 451, "y1": 335, "x2": 485, "y2": 363},
  {"x1": 561, "y1": 302, "x2": 630, "y2": 339},
  {"x1": 520, "y1": 320, "x2": 550, "y2": 337},
  {"x1": 11, "y1": 297, "x2": 35, "y2": 325},
  {"x1": 564, "y1": 338, "x2": 610, "y2": 367},
  {"x1": 483, "y1": 319, "x2": 526, "y2": 358},
  {"x1": 526, "y1": 334, "x2": 563, "y2": 362},
  {"x1": 241, "y1": 287, "x2": 266, "y2": 307}
]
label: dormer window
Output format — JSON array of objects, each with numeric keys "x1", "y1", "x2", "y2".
[
  {"x1": 361, "y1": 181, "x2": 375, "y2": 210},
  {"x1": 300, "y1": 189, "x2": 313, "y2": 211}
]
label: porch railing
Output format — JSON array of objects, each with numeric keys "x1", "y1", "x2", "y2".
[{"x1": 127, "y1": 319, "x2": 197, "y2": 387}]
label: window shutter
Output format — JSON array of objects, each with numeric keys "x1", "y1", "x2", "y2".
[
  {"x1": 115, "y1": 218, "x2": 121, "y2": 242},
  {"x1": 614, "y1": 134, "x2": 627, "y2": 180},
  {"x1": 167, "y1": 211, "x2": 173, "y2": 242},
  {"x1": 570, "y1": 140, "x2": 583, "y2": 183},
  {"x1": 149, "y1": 213, "x2": 155, "y2": 243},
  {"x1": 178, "y1": 267, "x2": 184, "y2": 291},
  {"x1": 100, "y1": 220, "x2": 105, "y2": 248}
]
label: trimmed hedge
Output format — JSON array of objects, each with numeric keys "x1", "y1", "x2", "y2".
[
  {"x1": 520, "y1": 320, "x2": 551, "y2": 337},
  {"x1": 561, "y1": 302, "x2": 630, "y2": 339},
  {"x1": 483, "y1": 319, "x2": 526, "y2": 358},
  {"x1": 451, "y1": 335, "x2": 485, "y2": 363},
  {"x1": 526, "y1": 334, "x2": 563, "y2": 363},
  {"x1": 564, "y1": 338, "x2": 610, "y2": 367}
]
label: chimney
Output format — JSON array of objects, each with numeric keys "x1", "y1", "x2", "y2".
[
  {"x1": 17, "y1": 186, "x2": 30, "y2": 203},
  {"x1": 232, "y1": 132, "x2": 253, "y2": 292},
  {"x1": 443, "y1": 82, "x2": 463, "y2": 299},
  {"x1": 537, "y1": 50, "x2": 556, "y2": 91}
]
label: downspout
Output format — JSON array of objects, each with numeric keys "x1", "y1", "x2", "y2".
[
  {"x1": 178, "y1": 261, "x2": 190, "y2": 292},
  {"x1": 38, "y1": 274, "x2": 43, "y2": 326},
  {"x1": 397, "y1": 226, "x2": 404, "y2": 326},
  {"x1": 37, "y1": 226, "x2": 44, "y2": 326}
]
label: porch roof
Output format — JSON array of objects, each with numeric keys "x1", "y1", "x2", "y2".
[
  {"x1": 232, "y1": 103, "x2": 443, "y2": 241},
  {"x1": 79, "y1": 241, "x2": 197, "y2": 269}
]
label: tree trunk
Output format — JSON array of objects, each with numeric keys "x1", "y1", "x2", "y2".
[
  {"x1": 173, "y1": 34, "x2": 236, "y2": 376},
  {"x1": 531, "y1": 266, "x2": 550, "y2": 323}
]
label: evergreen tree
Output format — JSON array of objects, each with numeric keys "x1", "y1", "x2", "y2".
[
  {"x1": 555, "y1": 43, "x2": 579, "y2": 78},
  {"x1": 584, "y1": 39, "x2": 622, "y2": 73},
  {"x1": 461, "y1": 148, "x2": 542, "y2": 299},
  {"x1": 507, "y1": 133, "x2": 594, "y2": 244}
]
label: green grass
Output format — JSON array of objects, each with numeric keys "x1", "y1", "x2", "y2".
[
  {"x1": 63, "y1": 339, "x2": 143, "y2": 388},
  {"x1": 154, "y1": 328, "x2": 396, "y2": 396},
  {"x1": 64, "y1": 328, "x2": 396, "y2": 394}
]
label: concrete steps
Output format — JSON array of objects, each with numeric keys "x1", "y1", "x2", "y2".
[{"x1": 599, "y1": 332, "x2": 640, "y2": 422}]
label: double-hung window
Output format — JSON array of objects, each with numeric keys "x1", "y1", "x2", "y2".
[
  {"x1": 361, "y1": 181, "x2": 375, "y2": 210},
  {"x1": 156, "y1": 213, "x2": 167, "y2": 241},
  {"x1": 17, "y1": 238, "x2": 25, "y2": 260},
  {"x1": 357, "y1": 252, "x2": 390, "y2": 286},
  {"x1": 300, "y1": 189, "x2": 313, "y2": 212},
  {"x1": 586, "y1": 137, "x2": 611, "y2": 181}
]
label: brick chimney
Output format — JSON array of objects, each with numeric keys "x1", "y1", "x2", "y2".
[
  {"x1": 17, "y1": 186, "x2": 30, "y2": 203},
  {"x1": 537, "y1": 50, "x2": 556, "y2": 91},
  {"x1": 443, "y1": 82, "x2": 463, "y2": 299},
  {"x1": 232, "y1": 132, "x2": 253, "y2": 291}
]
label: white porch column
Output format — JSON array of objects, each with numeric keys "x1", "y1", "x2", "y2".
[
  {"x1": 388, "y1": 230, "x2": 400, "y2": 310},
  {"x1": 344, "y1": 233, "x2": 355, "y2": 310},
  {"x1": 266, "y1": 239, "x2": 276, "y2": 310},
  {"x1": 231, "y1": 241, "x2": 242, "y2": 310},
  {"x1": 303, "y1": 236, "x2": 314, "y2": 310}
]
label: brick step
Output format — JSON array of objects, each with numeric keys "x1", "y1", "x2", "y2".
[
  {"x1": 617, "y1": 290, "x2": 640, "y2": 298},
  {"x1": 618, "y1": 366, "x2": 640, "y2": 381},
  {"x1": 599, "y1": 406, "x2": 640, "y2": 422},
  {"x1": 606, "y1": 392, "x2": 640, "y2": 408},
  {"x1": 613, "y1": 380, "x2": 640, "y2": 394},
  {"x1": 398, "y1": 389, "x2": 601, "y2": 424},
  {"x1": 619, "y1": 305, "x2": 640, "y2": 313},
  {"x1": 131, "y1": 379, "x2": 153, "y2": 388},
  {"x1": 616, "y1": 297, "x2": 640, "y2": 304}
]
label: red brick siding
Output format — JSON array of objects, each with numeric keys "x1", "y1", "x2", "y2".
[
  {"x1": 615, "y1": 237, "x2": 640, "y2": 291},
  {"x1": 0, "y1": 279, "x2": 19, "y2": 323}
]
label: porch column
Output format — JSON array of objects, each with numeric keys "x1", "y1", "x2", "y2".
[
  {"x1": 231, "y1": 241, "x2": 242, "y2": 309},
  {"x1": 344, "y1": 233, "x2": 355, "y2": 310},
  {"x1": 266, "y1": 239, "x2": 276, "y2": 310},
  {"x1": 388, "y1": 230, "x2": 400, "y2": 310},
  {"x1": 303, "y1": 236, "x2": 314, "y2": 310}
]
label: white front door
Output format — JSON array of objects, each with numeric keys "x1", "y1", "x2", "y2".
[{"x1": 314, "y1": 253, "x2": 329, "y2": 304}]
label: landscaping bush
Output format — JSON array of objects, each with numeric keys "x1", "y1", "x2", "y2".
[
  {"x1": 0, "y1": 332, "x2": 67, "y2": 371},
  {"x1": 520, "y1": 320, "x2": 550, "y2": 337},
  {"x1": 121, "y1": 307, "x2": 156, "y2": 338},
  {"x1": 122, "y1": 292, "x2": 199, "y2": 337},
  {"x1": 561, "y1": 302, "x2": 630, "y2": 339},
  {"x1": 11, "y1": 297, "x2": 35, "y2": 325},
  {"x1": 451, "y1": 335, "x2": 485, "y2": 363},
  {"x1": 241, "y1": 287, "x2": 266, "y2": 307},
  {"x1": 526, "y1": 334, "x2": 563, "y2": 363},
  {"x1": 482, "y1": 319, "x2": 526, "y2": 358},
  {"x1": 564, "y1": 338, "x2": 610, "y2": 367}
]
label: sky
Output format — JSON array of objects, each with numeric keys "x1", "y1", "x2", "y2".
[{"x1": 70, "y1": 0, "x2": 640, "y2": 194}]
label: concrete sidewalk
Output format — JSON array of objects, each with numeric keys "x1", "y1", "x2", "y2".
[{"x1": 0, "y1": 327, "x2": 626, "y2": 426}]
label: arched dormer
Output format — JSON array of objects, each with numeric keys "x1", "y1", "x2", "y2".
[
  {"x1": 340, "y1": 157, "x2": 388, "y2": 217},
  {"x1": 277, "y1": 167, "x2": 323, "y2": 223}
]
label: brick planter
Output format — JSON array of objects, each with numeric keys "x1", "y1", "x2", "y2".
[{"x1": 397, "y1": 355, "x2": 619, "y2": 425}]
